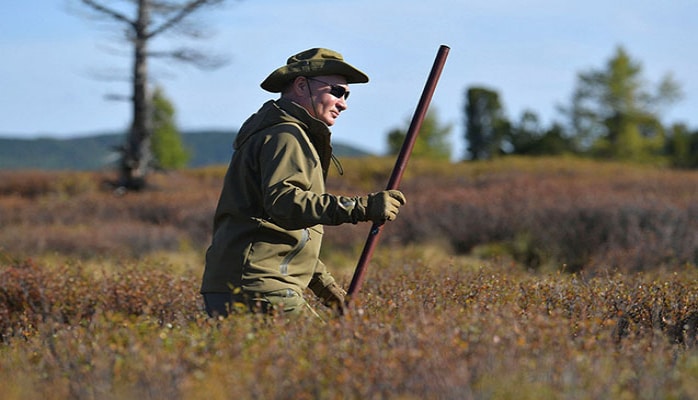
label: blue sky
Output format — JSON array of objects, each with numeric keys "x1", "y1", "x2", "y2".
[{"x1": 1, "y1": 0, "x2": 697, "y2": 158}]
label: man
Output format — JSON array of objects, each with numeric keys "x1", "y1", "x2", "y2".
[{"x1": 201, "y1": 48, "x2": 406, "y2": 317}]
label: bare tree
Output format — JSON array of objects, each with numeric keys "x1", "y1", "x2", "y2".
[{"x1": 76, "y1": 0, "x2": 229, "y2": 190}]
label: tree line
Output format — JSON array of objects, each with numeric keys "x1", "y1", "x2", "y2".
[
  {"x1": 74, "y1": 1, "x2": 697, "y2": 194},
  {"x1": 390, "y1": 46, "x2": 697, "y2": 168},
  {"x1": 151, "y1": 44, "x2": 698, "y2": 177}
]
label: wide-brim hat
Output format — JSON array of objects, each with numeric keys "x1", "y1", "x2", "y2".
[{"x1": 261, "y1": 48, "x2": 369, "y2": 93}]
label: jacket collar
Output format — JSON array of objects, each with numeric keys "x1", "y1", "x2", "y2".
[{"x1": 275, "y1": 98, "x2": 334, "y2": 178}]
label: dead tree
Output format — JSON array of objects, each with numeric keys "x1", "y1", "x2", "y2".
[{"x1": 78, "y1": 0, "x2": 228, "y2": 190}]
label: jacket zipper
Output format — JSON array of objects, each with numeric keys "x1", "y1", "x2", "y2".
[{"x1": 280, "y1": 228, "x2": 309, "y2": 275}]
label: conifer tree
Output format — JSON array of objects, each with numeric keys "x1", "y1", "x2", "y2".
[
  {"x1": 568, "y1": 46, "x2": 681, "y2": 161},
  {"x1": 386, "y1": 110, "x2": 452, "y2": 161},
  {"x1": 150, "y1": 87, "x2": 190, "y2": 169}
]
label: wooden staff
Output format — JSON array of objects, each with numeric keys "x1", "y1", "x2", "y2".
[{"x1": 346, "y1": 45, "x2": 450, "y2": 304}]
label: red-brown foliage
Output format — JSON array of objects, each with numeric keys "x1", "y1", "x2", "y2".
[
  {"x1": 378, "y1": 158, "x2": 698, "y2": 273},
  {"x1": 1, "y1": 158, "x2": 696, "y2": 273},
  {"x1": 0, "y1": 170, "x2": 217, "y2": 258},
  {"x1": 0, "y1": 259, "x2": 201, "y2": 341},
  {"x1": 1, "y1": 158, "x2": 698, "y2": 399}
]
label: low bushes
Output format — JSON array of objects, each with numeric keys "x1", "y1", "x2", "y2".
[
  {"x1": 1, "y1": 157, "x2": 696, "y2": 273},
  {"x1": 1, "y1": 253, "x2": 698, "y2": 399},
  {"x1": 376, "y1": 157, "x2": 698, "y2": 273}
]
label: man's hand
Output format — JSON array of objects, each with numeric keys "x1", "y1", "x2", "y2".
[
  {"x1": 365, "y1": 190, "x2": 406, "y2": 222},
  {"x1": 315, "y1": 282, "x2": 347, "y2": 313}
]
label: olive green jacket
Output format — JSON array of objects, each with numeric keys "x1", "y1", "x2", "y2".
[{"x1": 201, "y1": 98, "x2": 362, "y2": 297}]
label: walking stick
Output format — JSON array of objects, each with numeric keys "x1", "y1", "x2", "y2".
[{"x1": 346, "y1": 45, "x2": 450, "y2": 305}]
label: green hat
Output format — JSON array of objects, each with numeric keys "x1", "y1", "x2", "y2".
[{"x1": 260, "y1": 48, "x2": 369, "y2": 93}]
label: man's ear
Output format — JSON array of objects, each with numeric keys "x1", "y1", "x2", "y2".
[{"x1": 291, "y1": 76, "x2": 309, "y2": 97}]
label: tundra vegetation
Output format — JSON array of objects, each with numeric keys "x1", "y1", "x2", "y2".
[{"x1": 1, "y1": 156, "x2": 697, "y2": 399}]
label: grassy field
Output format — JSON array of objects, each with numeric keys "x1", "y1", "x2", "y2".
[{"x1": 1, "y1": 157, "x2": 697, "y2": 399}]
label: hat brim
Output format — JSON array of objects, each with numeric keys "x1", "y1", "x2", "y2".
[{"x1": 261, "y1": 59, "x2": 369, "y2": 93}]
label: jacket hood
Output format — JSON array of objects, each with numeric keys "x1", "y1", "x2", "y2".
[
  {"x1": 234, "y1": 98, "x2": 334, "y2": 176},
  {"x1": 234, "y1": 98, "x2": 325, "y2": 149}
]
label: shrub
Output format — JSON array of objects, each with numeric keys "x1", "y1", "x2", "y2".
[
  {"x1": 1, "y1": 157, "x2": 696, "y2": 273},
  {"x1": 1, "y1": 252, "x2": 698, "y2": 399}
]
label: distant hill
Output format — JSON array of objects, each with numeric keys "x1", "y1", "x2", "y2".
[{"x1": 0, "y1": 131, "x2": 373, "y2": 170}]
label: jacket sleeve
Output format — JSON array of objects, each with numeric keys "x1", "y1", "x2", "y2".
[{"x1": 258, "y1": 126, "x2": 363, "y2": 230}]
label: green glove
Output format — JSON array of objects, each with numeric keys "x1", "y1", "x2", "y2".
[
  {"x1": 312, "y1": 282, "x2": 347, "y2": 312},
  {"x1": 364, "y1": 190, "x2": 406, "y2": 222}
]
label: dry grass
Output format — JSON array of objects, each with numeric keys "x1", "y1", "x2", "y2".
[
  {"x1": 2, "y1": 252, "x2": 698, "y2": 399},
  {"x1": 1, "y1": 157, "x2": 697, "y2": 399}
]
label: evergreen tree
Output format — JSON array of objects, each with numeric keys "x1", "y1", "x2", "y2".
[
  {"x1": 464, "y1": 87, "x2": 509, "y2": 160},
  {"x1": 386, "y1": 110, "x2": 452, "y2": 161},
  {"x1": 150, "y1": 87, "x2": 190, "y2": 169},
  {"x1": 666, "y1": 123, "x2": 698, "y2": 168},
  {"x1": 506, "y1": 111, "x2": 577, "y2": 156},
  {"x1": 568, "y1": 46, "x2": 681, "y2": 161}
]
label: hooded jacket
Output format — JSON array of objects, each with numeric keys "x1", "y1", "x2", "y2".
[{"x1": 201, "y1": 98, "x2": 363, "y2": 296}]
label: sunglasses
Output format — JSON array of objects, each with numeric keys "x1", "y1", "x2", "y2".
[{"x1": 307, "y1": 77, "x2": 350, "y2": 100}]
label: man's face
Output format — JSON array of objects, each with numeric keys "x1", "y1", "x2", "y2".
[{"x1": 305, "y1": 75, "x2": 349, "y2": 126}]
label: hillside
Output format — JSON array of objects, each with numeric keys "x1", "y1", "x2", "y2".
[{"x1": 0, "y1": 131, "x2": 373, "y2": 170}]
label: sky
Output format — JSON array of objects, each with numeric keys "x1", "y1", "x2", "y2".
[{"x1": 1, "y1": 0, "x2": 697, "y2": 159}]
